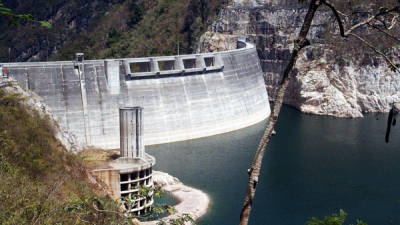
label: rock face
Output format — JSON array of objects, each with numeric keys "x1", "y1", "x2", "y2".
[
  {"x1": 291, "y1": 48, "x2": 400, "y2": 117},
  {"x1": 198, "y1": 0, "x2": 400, "y2": 117},
  {"x1": 141, "y1": 171, "x2": 210, "y2": 225}
]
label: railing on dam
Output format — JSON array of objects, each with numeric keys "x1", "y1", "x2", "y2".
[
  {"x1": 1, "y1": 39, "x2": 254, "y2": 81},
  {"x1": 121, "y1": 39, "x2": 252, "y2": 79},
  {"x1": 0, "y1": 39, "x2": 270, "y2": 149},
  {"x1": 1, "y1": 39, "x2": 254, "y2": 87},
  {"x1": 123, "y1": 53, "x2": 224, "y2": 79}
]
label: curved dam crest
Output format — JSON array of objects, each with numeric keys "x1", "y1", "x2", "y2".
[{"x1": 3, "y1": 42, "x2": 271, "y2": 149}]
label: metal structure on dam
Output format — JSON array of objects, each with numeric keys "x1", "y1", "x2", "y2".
[{"x1": 2, "y1": 41, "x2": 271, "y2": 149}]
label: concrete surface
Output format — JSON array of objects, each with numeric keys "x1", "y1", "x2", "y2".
[
  {"x1": 2, "y1": 41, "x2": 271, "y2": 149},
  {"x1": 120, "y1": 107, "x2": 145, "y2": 158}
]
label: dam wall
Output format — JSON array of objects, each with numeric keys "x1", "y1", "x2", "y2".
[{"x1": 3, "y1": 41, "x2": 271, "y2": 149}]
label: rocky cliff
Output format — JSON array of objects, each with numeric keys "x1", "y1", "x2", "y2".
[{"x1": 198, "y1": 0, "x2": 400, "y2": 117}]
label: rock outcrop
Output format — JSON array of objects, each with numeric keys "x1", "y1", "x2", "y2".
[
  {"x1": 141, "y1": 171, "x2": 209, "y2": 225},
  {"x1": 198, "y1": 0, "x2": 400, "y2": 117}
]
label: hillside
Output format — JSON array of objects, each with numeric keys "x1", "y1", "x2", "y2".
[
  {"x1": 0, "y1": 84, "x2": 131, "y2": 224},
  {"x1": 0, "y1": 0, "x2": 228, "y2": 62}
]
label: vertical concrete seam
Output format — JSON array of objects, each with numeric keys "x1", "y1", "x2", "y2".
[
  {"x1": 78, "y1": 62, "x2": 90, "y2": 145},
  {"x1": 94, "y1": 64, "x2": 106, "y2": 135}
]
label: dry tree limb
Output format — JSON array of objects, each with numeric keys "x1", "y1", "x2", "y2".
[
  {"x1": 93, "y1": 202, "x2": 125, "y2": 217},
  {"x1": 377, "y1": 14, "x2": 399, "y2": 30},
  {"x1": 368, "y1": 23, "x2": 400, "y2": 43},
  {"x1": 345, "y1": 6, "x2": 400, "y2": 36},
  {"x1": 388, "y1": 14, "x2": 399, "y2": 29},
  {"x1": 322, "y1": 0, "x2": 400, "y2": 72},
  {"x1": 322, "y1": 0, "x2": 345, "y2": 36},
  {"x1": 238, "y1": 1, "x2": 319, "y2": 225},
  {"x1": 31, "y1": 176, "x2": 67, "y2": 225},
  {"x1": 348, "y1": 33, "x2": 400, "y2": 73},
  {"x1": 239, "y1": 1, "x2": 400, "y2": 225},
  {"x1": 323, "y1": 2, "x2": 400, "y2": 37}
]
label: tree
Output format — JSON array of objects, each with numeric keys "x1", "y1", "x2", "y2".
[
  {"x1": 0, "y1": 0, "x2": 50, "y2": 28},
  {"x1": 239, "y1": 1, "x2": 400, "y2": 224},
  {"x1": 306, "y1": 210, "x2": 367, "y2": 225}
]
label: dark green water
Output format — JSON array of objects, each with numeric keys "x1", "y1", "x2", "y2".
[{"x1": 147, "y1": 106, "x2": 400, "y2": 225}]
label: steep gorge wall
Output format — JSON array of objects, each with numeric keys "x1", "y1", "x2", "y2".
[
  {"x1": 4, "y1": 43, "x2": 270, "y2": 149},
  {"x1": 198, "y1": 0, "x2": 400, "y2": 117}
]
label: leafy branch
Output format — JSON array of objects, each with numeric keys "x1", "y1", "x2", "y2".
[
  {"x1": 90, "y1": 185, "x2": 196, "y2": 224},
  {"x1": 306, "y1": 209, "x2": 367, "y2": 225},
  {"x1": 0, "y1": 0, "x2": 51, "y2": 28}
]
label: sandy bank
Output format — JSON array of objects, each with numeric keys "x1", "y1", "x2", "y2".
[{"x1": 141, "y1": 171, "x2": 210, "y2": 225}]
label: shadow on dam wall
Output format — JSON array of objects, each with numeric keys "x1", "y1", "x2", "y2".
[{"x1": 2, "y1": 41, "x2": 271, "y2": 149}]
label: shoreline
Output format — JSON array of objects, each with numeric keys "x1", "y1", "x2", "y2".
[{"x1": 141, "y1": 171, "x2": 210, "y2": 225}]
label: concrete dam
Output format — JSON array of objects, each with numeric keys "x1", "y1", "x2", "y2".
[{"x1": 3, "y1": 41, "x2": 271, "y2": 149}]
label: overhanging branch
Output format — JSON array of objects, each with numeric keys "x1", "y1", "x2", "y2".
[
  {"x1": 368, "y1": 23, "x2": 400, "y2": 44},
  {"x1": 323, "y1": 0, "x2": 400, "y2": 37},
  {"x1": 322, "y1": 0, "x2": 400, "y2": 73},
  {"x1": 348, "y1": 33, "x2": 400, "y2": 73},
  {"x1": 322, "y1": 0, "x2": 345, "y2": 37}
]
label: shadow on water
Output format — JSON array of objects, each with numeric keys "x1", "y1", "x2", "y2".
[{"x1": 147, "y1": 106, "x2": 400, "y2": 225}]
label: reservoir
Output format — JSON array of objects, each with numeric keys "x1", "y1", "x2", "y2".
[{"x1": 147, "y1": 105, "x2": 400, "y2": 225}]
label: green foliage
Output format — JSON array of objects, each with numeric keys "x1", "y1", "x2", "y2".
[
  {"x1": 306, "y1": 210, "x2": 367, "y2": 225},
  {"x1": 0, "y1": 0, "x2": 227, "y2": 61},
  {"x1": 38, "y1": 21, "x2": 51, "y2": 29},
  {"x1": 0, "y1": 90, "x2": 65, "y2": 178},
  {"x1": 106, "y1": 28, "x2": 123, "y2": 48},
  {"x1": 0, "y1": 0, "x2": 51, "y2": 28},
  {"x1": 122, "y1": 185, "x2": 177, "y2": 221},
  {"x1": 170, "y1": 214, "x2": 196, "y2": 225},
  {"x1": 53, "y1": 0, "x2": 228, "y2": 60},
  {"x1": 0, "y1": 88, "x2": 131, "y2": 225},
  {"x1": 128, "y1": 3, "x2": 145, "y2": 27},
  {"x1": 157, "y1": 214, "x2": 196, "y2": 225}
]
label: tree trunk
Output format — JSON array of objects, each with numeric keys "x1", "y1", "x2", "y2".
[{"x1": 238, "y1": 1, "x2": 321, "y2": 224}]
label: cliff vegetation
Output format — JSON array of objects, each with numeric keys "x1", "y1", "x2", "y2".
[
  {"x1": 0, "y1": 0, "x2": 228, "y2": 62},
  {"x1": 0, "y1": 86, "x2": 132, "y2": 224}
]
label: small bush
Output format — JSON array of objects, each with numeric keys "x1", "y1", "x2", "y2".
[{"x1": 0, "y1": 88, "x2": 132, "y2": 224}]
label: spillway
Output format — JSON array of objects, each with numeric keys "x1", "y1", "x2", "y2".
[{"x1": 2, "y1": 41, "x2": 271, "y2": 149}]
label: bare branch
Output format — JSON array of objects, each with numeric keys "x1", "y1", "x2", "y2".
[
  {"x1": 322, "y1": 1, "x2": 400, "y2": 73},
  {"x1": 31, "y1": 176, "x2": 66, "y2": 225},
  {"x1": 322, "y1": 0, "x2": 345, "y2": 37},
  {"x1": 344, "y1": 6, "x2": 400, "y2": 36},
  {"x1": 376, "y1": 17, "x2": 390, "y2": 29},
  {"x1": 239, "y1": 2, "x2": 400, "y2": 225},
  {"x1": 388, "y1": 14, "x2": 398, "y2": 29},
  {"x1": 78, "y1": 217, "x2": 91, "y2": 224},
  {"x1": 323, "y1": 2, "x2": 400, "y2": 38},
  {"x1": 368, "y1": 24, "x2": 400, "y2": 43},
  {"x1": 377, "y1": 13, "x2": 399, "y2": 30},
  {"x1": 238, "y1": 1, "x2": 318, "y2": 225},
  {"x1": 92, "y1": 202, "x2": 125, "y2": 217},
  {"x1": 336, "y1": 9, "x2": 349, "y2": 18},
  {"x1": 349, "y1": 33, "x2": 400, "y2": 73}
]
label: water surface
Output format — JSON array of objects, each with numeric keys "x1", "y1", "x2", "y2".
[{"x1": 147, "y1": 106, "x2": 400, "y2": 225}]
